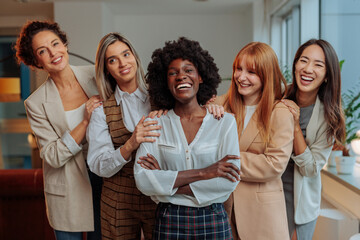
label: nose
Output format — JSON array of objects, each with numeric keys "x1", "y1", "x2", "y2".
[
  {"x1": 48, "y1": 48, "x2": 54, "y2": 57},
  {"x1": 176, "y1": 71, "x2": 187, "y2": 81},
  {"x1": 118, "y1": 58, "x2": 126, "y2": 68},
  {"x1": 236, "y1": 71, "x2": 246, "y2": 81},
  {"x1": 303, "y1": 62, "x2": 313, "y2": 73}
]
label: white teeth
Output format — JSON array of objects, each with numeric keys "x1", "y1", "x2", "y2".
[
  {"x1": 240, "y1": 82, "x2": 251, "y2": 87},
  {"x1": 176, "y1": 83, "x2": 191, "y2": 89},
  {"x1": 52, "y1": 57, "x2": 61, "y2": 63},
  {"x1": 121, "y1": 69, "x2": 130, "y2": 74},
  {"x1": 301, "y1": 76, "x2": 313, "y2": 81}
]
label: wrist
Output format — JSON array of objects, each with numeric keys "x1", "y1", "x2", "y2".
[
  {"x1": 82, "y1": 119, "x2": 89, "y2": 127},
  {"x1": 294, "y1": 123, "x2": 301, "y2": 133}
]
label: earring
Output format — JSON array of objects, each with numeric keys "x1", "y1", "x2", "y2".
[{"x1": 325, "y1": 79, "x2": 328, "y2": 83}]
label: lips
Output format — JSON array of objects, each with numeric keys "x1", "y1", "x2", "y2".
[
  {"x1": 299, "y1": 74, "x2": 314, "y2": 86},
  {"x1": 120, "y1": 67, "x2": 131, "y2": 74},
  {"x1": 51, "y1": 56, "x2": 62, "y2": 64},
  {"x1": 239, "y1": 81, "x2": 252, "y2": 87},
  {"x1": 176, "y1": 83, "x2": 192, "y2": 90}
]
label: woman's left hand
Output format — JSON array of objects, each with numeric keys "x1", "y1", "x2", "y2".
[
  {"x1": 148, "y1": 109, "x2": 169, "y2": 118},
  {"x1": 84, "y1": 95, "x2": 102, "y2": 123},
  {"x1": 205, "y1": 104, "x2": 224, "y2": 120},
  {"x1": 138, "y1": 153, "x2": 161, "y2": 170},
  {"x1": 281, "y1": 99, "x2": 300, "y2": 124}
]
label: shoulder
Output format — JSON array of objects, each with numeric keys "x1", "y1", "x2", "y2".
[
  {"x1": 214, "y1": 94, "x2": 227, "y2": 106},
  {"x1": 270, "y1": 101, "x2": 294, "y2": 127},
  {"x1": 71, "y1": 65, "x2": 95, "y2": 76},
  {"x1": 24, "y1": 80, "x2": 49, "y2": 107},
  {"x1": 273, "y1": 101, "x2": 292, "y2": 116},
  {"x1": 71, "y1": 65, "x2": 96, "y2": 85}
]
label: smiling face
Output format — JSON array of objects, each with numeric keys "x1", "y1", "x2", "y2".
[
  {"x1": 295, "y1": 44, "x2": 326, "y2": 98},
  {"x1": 105, "y1": 40, "x2": 138, "y2": 93},
  {"x1": 233, "y1": 55, "x2": 262, "y2": 106},
  {"x1": 167, "y1": 58, "x2": 202, "y2": 104},
  {"x1": 31, "y1": 30, "x2": 69, "y2": 74}
]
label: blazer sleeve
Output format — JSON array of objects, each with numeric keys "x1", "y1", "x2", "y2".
[
  {"x1": 291, "y1": 118, "x2": 333, "y2": 177},
  {"x1": 240, "y1": 105, "x2": 294, "y2": 182},
  {"x1": 25, "y1": 98, "x2": 82, "y2": 169}
]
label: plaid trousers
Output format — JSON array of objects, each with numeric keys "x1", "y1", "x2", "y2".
[{"x1": 153, "y1": 202, "x2": 233, "y2": 240}]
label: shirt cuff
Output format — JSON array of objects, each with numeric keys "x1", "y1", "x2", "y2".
[
  {"x1": 115, "y1": 146, "x2": 132, "y2": 164},
  {"x1": 61, "y1": 130, "x2": 82, "y2": 155},
  {"x1": 291, "y1": 146, "x2": 311, "y2": 166}
]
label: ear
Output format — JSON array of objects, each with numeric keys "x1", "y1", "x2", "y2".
[{"x1": 199, "y1": 76, "x2": 203, "y2": 83}]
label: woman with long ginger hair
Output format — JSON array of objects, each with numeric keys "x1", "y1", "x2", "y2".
[
  {"x1": 281, "y1": 39, "x2": 346, "y2": 240},
  {"x1": 215, "y1": 42, "x2": 294, "y2": 240}
]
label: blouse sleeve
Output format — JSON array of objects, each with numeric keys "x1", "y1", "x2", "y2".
[
  {"x1": 189, "y1": 117, "x2": 240, "y2": 205},
  {"x1": 134, "y1": 141, "x2": 179, "y2": 196},
  {"x1": 86, "y1": 105, "x2": 130, "y2": 178}
]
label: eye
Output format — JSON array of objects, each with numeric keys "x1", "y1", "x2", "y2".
[
  {"x1": 315, "y1": 63, "x2": 324, "y2": 68},
  {"x1": 299, "y1": 59, "x2": 307, "y2": 63},
  {"x1": 185, "y1": 68, "x2": 193, "y2": 73},
  {"x1": 168, "y1": 71, "x2": 177, "y2": 76},
  {"x1": 108, "y1": 58, "x2": 117, "y2": 64},
  {"x1": 38, "y1": 49, "x2": 46, "y2": 56},
  {"x1": 53, "y1": 41, "x2": 59, "y2": 47},
  {"x1": 124, "y1": 52, "x2": 130, "y2": 57}
]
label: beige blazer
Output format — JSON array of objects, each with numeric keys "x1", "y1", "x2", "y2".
[
  {"x1": 24, "y1": 65, "x2": 98, "y2": 231},
  {"x1": 226, "y1": 102, "x2": 294, "y2": 240}
]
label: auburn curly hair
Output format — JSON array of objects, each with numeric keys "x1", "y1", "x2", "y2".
[
  {"x1": 15, "y1": 20, "x2": 68, "y2": 68},
  {"x1": 146, "y1": 37, "x2": 221, "y2": 109}
]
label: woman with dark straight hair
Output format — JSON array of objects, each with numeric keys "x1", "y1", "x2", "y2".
[{"x1": 282, "y1": 39, "x2": 346, "y2": 240}]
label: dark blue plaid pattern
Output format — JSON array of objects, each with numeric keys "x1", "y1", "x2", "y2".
[{"x1": 153, "y1": 202, "x2": 233, "y2": 240}]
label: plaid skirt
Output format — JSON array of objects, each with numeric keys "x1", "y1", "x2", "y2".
[{"x1": 153, "y1": 202, "x2": 233, "y2": 240}]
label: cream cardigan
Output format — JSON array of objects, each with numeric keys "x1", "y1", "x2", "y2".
[{"x1": 292, "y1": 96, "x2": 333, "y2": 224}]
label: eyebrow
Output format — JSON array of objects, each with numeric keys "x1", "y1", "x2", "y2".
[
  {"x1": 106, "y1": 49, "x2": 130, "y2": 61},
  {"x1": 300, "y1": 56, "x2": 325, "y2": 65},
  {"x1": 34, "y1": 39, "x2": 59, "y2": 52}
]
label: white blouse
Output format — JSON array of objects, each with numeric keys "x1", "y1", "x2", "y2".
[
  {"x1": 86, "y1": 85, "x2": 151, "y2": 177},
  {"x1": 134, "y1": 109, "x2": 240, "y2": 207}
]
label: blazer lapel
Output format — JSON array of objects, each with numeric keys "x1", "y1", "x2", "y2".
[
  {"x1": 43, "y1": 78, "x2": 69, "y2": 137},
  {"x1": 240, "y1": 112, "x2": 261, "y2": 151},
  {"x1": 71, "y1": 65, "x2": 98, "y2": 97},
  {"x1": 305, "y1": 96, "x2": 321, "y2": 145}
]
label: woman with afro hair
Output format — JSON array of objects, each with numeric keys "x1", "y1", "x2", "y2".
[{"x1": 134, "y1": 37, "x2": 241, "y2": 239}]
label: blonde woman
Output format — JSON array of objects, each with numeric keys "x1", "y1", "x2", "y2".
[{"x1": 86, "y1": 32, "x2": 160, "y2": 239}]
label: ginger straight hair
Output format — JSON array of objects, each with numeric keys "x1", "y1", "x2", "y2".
[
  {"x1": 95, "y1": 32, "x2": 147, "y2": 100},
  {"x1": 223, "y1": 42, "x2": 287, "y2": 143}
]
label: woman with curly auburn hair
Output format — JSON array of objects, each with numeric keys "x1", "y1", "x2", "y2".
[
  {"x1": 215, "y1": 42, "x2": 294, "y2": 240},
  {"x1": 15, "y1": 20, "x2": 102, "y2": 240},
  {"x1": 281, "y1": 39, "x2": 346, "y2": 240},
  {"x1": 134, "y1": 37, "x2": 241, "y2": 239}
]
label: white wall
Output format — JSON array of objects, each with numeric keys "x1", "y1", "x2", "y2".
[
  {"x1": 54, "y1": 2, "x2": 112, "y2": 65},
  {"x1": 52, "y1": 2, "x2": 253, "y2": 94},
  {"x1": 114, "y1": 12, "x2": 252, "y2": 81}
]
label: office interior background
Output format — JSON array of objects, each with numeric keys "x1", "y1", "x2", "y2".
[{"x1": 0, "y1": 0, "x2": 359, "y2": 239}]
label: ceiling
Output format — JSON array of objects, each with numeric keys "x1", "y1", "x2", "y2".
[{"x1": 0, "y1": 0, "x2": 253, "y2": 16}]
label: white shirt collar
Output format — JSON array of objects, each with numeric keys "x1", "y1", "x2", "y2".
[{"x1": 114, "y1": 85, "x2": 148, "y2": 105}]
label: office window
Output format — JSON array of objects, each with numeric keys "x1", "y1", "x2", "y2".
[
  {"x1": 270, "y1": 0, "x2": 300, "y2": 81},
  {"x1": 320, "y1": 0, "x2": 360, "y2": 93}
]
